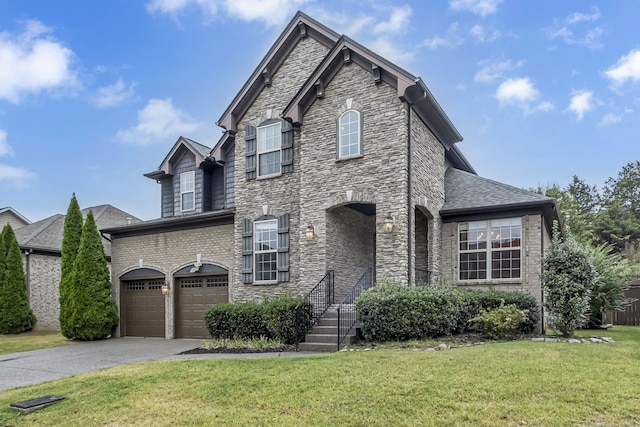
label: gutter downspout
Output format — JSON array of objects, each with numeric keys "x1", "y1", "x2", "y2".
[
  {"x1": 540, "y1": 214, "x2": 545, "y2": 334},
  {"x1": 407, "y1": 103, "x2": 413, "y2": 284},
  {"x1": 23, "y1": 249, "x2": 32, "y2": 298}
]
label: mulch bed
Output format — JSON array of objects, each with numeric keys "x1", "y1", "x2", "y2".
[{"x1": 179, "y1": 344, "x2": 297, "y2": 355}]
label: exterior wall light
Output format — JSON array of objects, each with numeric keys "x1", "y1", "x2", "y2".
[
  {"x1": 383, "y1": 213, "x2": 395, "y2": 233},
  {"x1": 305, "y1": 224, "x2": 316, "y2": 239},
  {"x1": 161, "y1": 283, "x2": 170, "y2": 295}
]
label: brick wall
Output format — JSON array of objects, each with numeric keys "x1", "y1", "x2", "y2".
[{"x1": 110, "y1": 223, "x2": 234, "y2": 338}]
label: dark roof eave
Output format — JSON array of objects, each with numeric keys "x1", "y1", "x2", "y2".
[
  {"x1": 440, "y1": 199, "x2": 556, "y2": 217},
  {"x1": 102, "y1": 209, "x2": 235, "y2": 237},
  {"x1": 143, "y1": 170, "x2": 169, "y2": 180}
]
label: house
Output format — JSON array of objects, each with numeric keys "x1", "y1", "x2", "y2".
[
  {"x1": 0, "y1": 207, "x2": 30, "y2": 230},
  {"x1": 16, "y1": 205, "x2": 141, "y2": 330},
  {"x1": 103, "y1": 12, "x2": 559, "y2": 340}
]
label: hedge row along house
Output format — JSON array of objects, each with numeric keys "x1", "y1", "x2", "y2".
[{"x1": 103, "y1": 12, "x2": 559, "y2": 340}]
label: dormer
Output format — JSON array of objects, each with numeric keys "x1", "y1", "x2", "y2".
[{"x1": 144, "y1": 136, "x2": 234, "y2": 218}]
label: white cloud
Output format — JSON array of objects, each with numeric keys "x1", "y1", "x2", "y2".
[
  {"x1": 94, "y1": 78, "x2": 136, "y2": 108},
  {"x1": 604, "y1": 49, "x2": 640, "y2": 86},
  {"x1": 469, "y1": 25, "x2": 501, "y2": 43},
  {"x1": 422, "y1": 23, "x2": 463, "y2": 49},
  {"x1": 0, "y1": 129, "x2": 13, "y2": 157},
  {"x1": 567, "y1": 89, "x2": 594, "y2": 121},
  {"x1": 368, "y1": 38, "x2": 414, "y2": 68},
  {"x1": 0, "y1": 163, "x2": 36, "y2": 185},
  {"x1": 373, "y1": 5, "x2": 412, "y2": 35},
  {"x1": 599, "y1": 113, "x2": 622, "y2": 126},
  {"x1": 495, "y1": 77, "x2": 553, "y2": 113},
  {"x1": 449, "y1": 0, "x2": 503, "y2": 16},
  {"x1": 474, "y1": 59, "x2": 524, "y2": 84},
  {"x1": 566, "y1": 7, "x2": 600, "y2": 24},
  {"x1": 0, "y1": 20, "x2": 77, "y2": 103},
  {"x1": 116, "y1": 98, "x2": 202, "y2": 145},
  {"x1": 147, "y1": 0, "x2": 310, "y2": 26}
]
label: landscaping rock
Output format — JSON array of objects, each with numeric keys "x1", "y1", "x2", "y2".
[
  {"x1": 437, "y1": 344, "x2": 448, "y2": 351},
  {"x1": 590, "y1": 337, "x2": 603, "y2": 343},
  {"x1": 601, "y1": 337, "x2": 614, "y2": 343},
  {"x1": 568, "y1": 339, "x2": 581, "y2": 344},
  {"x1": 544, "y1": 338, "x2": 558, "y2": 342},
  {"x1": 531, "y1": 338, "x2": 545, "y2": 342}
]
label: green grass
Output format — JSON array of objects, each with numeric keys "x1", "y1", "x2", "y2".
[
  {"x1": 1, "y1": 327, "x2": 640, "y2": 426},
  {"x1": 0, "y1": 330, "x2": 73, "y2": 355}
]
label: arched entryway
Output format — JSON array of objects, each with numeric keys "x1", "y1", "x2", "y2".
[
  {"x1": 325, "y1": 202, "x2": 376, "y2": 301},
  {"x1": 174, "y1": 263, "x2": 229, "y2": 338},
  {"x1": 120, "y1": 268, "x2": 166, "y2": 337}
]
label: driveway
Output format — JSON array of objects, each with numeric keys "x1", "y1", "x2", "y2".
[{"x1": 0, "y1": 337, "x2": 319, "y2": 391}]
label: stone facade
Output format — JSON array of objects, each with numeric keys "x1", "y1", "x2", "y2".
[
  {"x1": 110, "y1": 223, "x2": 234, "y2": 338},
  {"x1": 25, "y1": 253, "x2": 60, "y2": 330},
  {"x1": 440, "y1": 214, "x2": 550, "y2": 306}
]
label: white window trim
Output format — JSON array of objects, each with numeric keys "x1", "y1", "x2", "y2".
[
  {"x1": 180, "y1": 171, "x2": 195, "y2": 212},
  {"x1": 338, "y1": 110, "x2": 362, "y2": 159},
  {"x1": 257, "y1": 122, "x2": 282, "y2": 178},
  {"x1": 457, "y1": 218, "x2": 522, "y2": 282},
  {"x1": 254, "y1": 219, "x2": 278, "y2": 284}
]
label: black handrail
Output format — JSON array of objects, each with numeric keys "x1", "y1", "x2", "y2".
[
  {"x1": 294, "y1": 270, "x2": 334, "y2": 346},
  {"x1": 415, "y1": 269, "x2": 432, "y2": 286},
  {"x1": 336, "y1": 268, "x2": 375, "y2": 349}
]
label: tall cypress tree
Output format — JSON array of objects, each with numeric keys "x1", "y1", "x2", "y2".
[
  {"x1": 59, "y1": 194, "x2": 83, "y2": 338},
  {"x1": 0, "y1": 232, "x2": 6, "y2": 308},
  {"x1": 2, "y1": 224, "x2": 17, "y2": 255},
  {"x1": 0, "y1": 225, "x2": 36, "y2": 333},
  {"x1": 68, "y1": 210, "x2": 118, "y2": 340}
]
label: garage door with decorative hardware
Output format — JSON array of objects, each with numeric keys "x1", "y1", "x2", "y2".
[
  {"x1": 121, "y1": 279, "x2": 166, "y2": 337},
  {"x1": 176, "y1": 275, "x2": 229, "y2": 338}
]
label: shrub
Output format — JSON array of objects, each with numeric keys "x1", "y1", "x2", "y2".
[
  {"x1": 356, "y1": 284, "x2": 540, "y2": 342},
  {"x1": 469, "y1": 301, "x2": 529, "y2": 340},
  {"x1": 204, "y1": 295, "x2": 311, "y2": 345},
  {"x1": 543, "y1": 226, "x2": 595, "y2": 337}
]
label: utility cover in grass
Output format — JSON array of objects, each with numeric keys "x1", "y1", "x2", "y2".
[{"x1": 10, "y1": 395, "x2": 65, "y2": 414}]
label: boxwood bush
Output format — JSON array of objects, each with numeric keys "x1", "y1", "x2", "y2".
[
  {"x1": 204, "y1": 294, "x2": 311, "y2": 345},
  {"x1": 355, "y1": 284, "x2": 539, "y2": 342}
]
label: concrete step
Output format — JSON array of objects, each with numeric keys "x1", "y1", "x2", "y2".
[{"x1": 298, "y1": 341, "x2": 338, "y2": 352}]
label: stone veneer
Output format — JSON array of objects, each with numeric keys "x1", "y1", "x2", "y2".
[
  {"x1": 24, "y1": 253, "x2": 61, "y2": 330},
  {"x1": 110, "y1": 224, "x2": 234, "y2": 338},
  {"x1": 440, "y1": 214, "x2": 551, "y2": 308}
]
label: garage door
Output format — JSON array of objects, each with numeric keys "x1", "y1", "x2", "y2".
[
  {"x1": 176, "y1": 275, "x2": 229, "y2": 338},
  {"x1": 121, "y1": 279, "x2": 166, "y2": 337}
]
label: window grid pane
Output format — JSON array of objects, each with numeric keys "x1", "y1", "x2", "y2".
[
  {"x1": 180, "y1": 171, "x2": 195, "y2": 211},
  {"x1": 257, "y1": 122, "x2": 282, "y2": 176},
  {"x1": 339, "y1": 110, "x2": 360, "y2": 158}
]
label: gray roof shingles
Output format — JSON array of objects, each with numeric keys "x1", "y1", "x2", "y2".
[
  {"x1": 441, "y1": 168, "x2": 554, "y2": 215},
  {"x1": 15, "y1": 205, "x2": 141, "y2": 257}
]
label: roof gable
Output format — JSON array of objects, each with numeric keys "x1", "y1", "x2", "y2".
[
  {"x1": 0, "y1": 207, "x2": 30, "y2": 225},
  {"x1": 145, "y1": 136, "x2": 212, "y2": 179},
  {"x1": 216, "y1": 11, "x2": 339, "y2": 132}
]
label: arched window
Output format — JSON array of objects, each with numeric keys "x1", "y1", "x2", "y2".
[{"x1": 337, "y1": 110, "x2": 363, "y2": 159}]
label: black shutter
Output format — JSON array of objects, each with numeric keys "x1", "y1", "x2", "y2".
[
  {"x1": 242, "y1": 218, "x2": 253, "y2": 283},
  {"x1": 245, "y1": 125, "x2": 257, "y2": 180},
  {"x1": 277, "y1": 213, "x2": 290, "y2": 282},
  {"x1": 281, "y1": 120, "x2": 294, "y2": 174}
]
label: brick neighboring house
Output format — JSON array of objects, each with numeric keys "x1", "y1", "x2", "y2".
[
  {"x1": 103, "y1": 12, "x2": 559, "y2": 340},
  {"x1": 0, "y1": 207, "x2": 30, "y2": 230},
  {"x1": 15, "y1": 205, "x2": 140, "y2": 330}
]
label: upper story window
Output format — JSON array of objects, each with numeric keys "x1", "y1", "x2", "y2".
[
  {"x1": 458, "y1": 218, "x2": 521, "y2": 281},
  {"x1": 180, "y1": 171, "x2": 195, "y2": 211},
  {"x1": 257, "y1": 122, "x2": 282, "y2": 177},
  {"x1": 338, "y1": 110, "x2": 362, "y2": 159}
]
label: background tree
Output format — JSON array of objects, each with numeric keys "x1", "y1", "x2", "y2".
[
  {"x1": 67, "y1": 211, "x2": 118, "y2": 340},
  {"x1": 59, "y1": 194, "x2": 83, "y2": 338},
  {"x1": 543, "y1": 225, "x2": 595, "y2": 337},
  {"x1": 0, "y1": 225, "x2": 36, "y2": 333}
]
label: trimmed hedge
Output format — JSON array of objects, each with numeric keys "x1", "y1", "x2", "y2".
[
  {"x1": 204, "y1": 294, "x2": 311, "y2": 345},
  {"x1": 355, "y1": 285, "x2": 539, "y2": 342}
]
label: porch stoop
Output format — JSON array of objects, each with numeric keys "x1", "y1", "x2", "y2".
[{"x1": 298, "y1": 306, "x2": 358, "y2": 353}]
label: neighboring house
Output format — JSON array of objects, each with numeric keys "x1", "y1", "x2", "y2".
[
  {"x1": 16, "y1": 205, "x2": 141, "y2": 330},
  {"x1": 104, "y1": 12, "x2": 559, "y2": 340},
  {"x1": 0, "y1": 207, "x2": 30, "y2": 230}
]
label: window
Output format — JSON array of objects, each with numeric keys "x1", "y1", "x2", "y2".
[
  {"x1": 338, "y1": 110, "x2": 362, "y2": 158},
  {"x1": 254, "y1": 219, "x2": 278, "y2": 282},
  {"x1": 180, "y1": 171, "x2": 195, "y2": 211},
  {"x1": 459, "y1": 218, "x2": 521, "y2": 281},
  {"x1": 257, "y1": 122, "x2": 281, "y2": 177}
]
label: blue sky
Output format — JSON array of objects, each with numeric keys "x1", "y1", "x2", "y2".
[{"x1": 1, "y1": 0, "x2": 639, "y2": 222}]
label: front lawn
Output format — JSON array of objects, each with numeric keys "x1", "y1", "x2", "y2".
[
  {"x1": 1, "y1": 327, "x2": 639, "y2": 426},
  {"x1": 0, "y1": 330, "x2": 73, "y2": 355}
]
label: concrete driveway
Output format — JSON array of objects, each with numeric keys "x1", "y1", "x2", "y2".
[{"x1": 0, "y1": 337, "x2": 319, "y2": 391}]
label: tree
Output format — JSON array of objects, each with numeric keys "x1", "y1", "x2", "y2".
[
  {"x1": 0, "y1": 225, "x2": 36, "y2": 333},
  {"x1": 543, "y1": 225, "x2": 595, "y2": 337},
  {"x1": 59, "y1": 194, "x2": 84, "y2": 338},
  {"x1": 538, "y1": 184, "x2": 594, "y2": 246},
  {"x1": 67, "y1": 210, "x2": 118, "y2": 340},
  {"x1": 584, "y1": 244, "x2": 633, "y2": 326}
]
